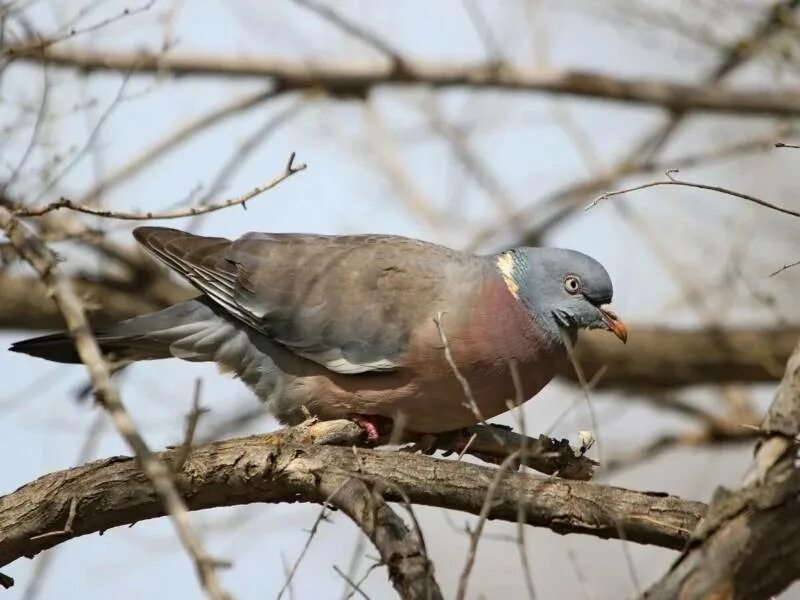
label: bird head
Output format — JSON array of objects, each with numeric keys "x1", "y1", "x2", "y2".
[{"x1": 499, "y1": 247, "x2": 627, "y2": 344}]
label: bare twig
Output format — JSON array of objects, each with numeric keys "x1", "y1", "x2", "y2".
[
  {"x1": 14, "y1": 153, "x2": 306, "y2": 220},
  {"x1": 29, "y1": 498, "x2": 78, "y2": 541},
  {"x1": 0, "y1": 207, "x2": 231, "y2": 600},
  {"x1": 80, "y1": 87, "x2": 281, "y2": 205},
  {"x1": 175, "y1": 379, "x2": 209, "y2": 471},
  {"x1": 455, "y1": 451, "x2": 521, "y2": 600},
  {"x1": 461, "y1": 0, "x2": 503, "y2": 63},
  {"x1": 769, "y1": 259, "x2": 800, "y2": 276},
  {"x1": 508, "y1": 360, "x2": 537, "y2": 599},
  {"x1": 433, "y1": 311, "x2": 485, "y2": 424},
  {"x1": 587, "y1": 170, "x2": 800, "y2": 219},
  {"x1": 343, "y1": 562, "x2": 381, "y2": 600},
  {"x1": 1, "y1": 1, "x2": 156, "y2": 56},
  {"x1": 276, "y1": 499, "x2": 335, "y2": 600},
  {"x1": 290, "y1": 0, "x2": 403, "y2": 65},
  {"x1": 333, "y1": 565, "x2": 371, "y2": 600},
  {"x1": 469, "y1": 128, "x2": 790, "y2": 249}
]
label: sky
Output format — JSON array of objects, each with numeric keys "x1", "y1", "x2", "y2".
[{"x1": 1, "y1": 1, "x2": 799, "y2": 598}]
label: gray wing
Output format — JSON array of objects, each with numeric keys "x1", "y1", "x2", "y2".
[{"x1": 133, "y1": 227, "x2": 477, "y2": 374}]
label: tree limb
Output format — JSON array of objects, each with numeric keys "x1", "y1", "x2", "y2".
[
  {"x1": 564, "y1": 327, "x2": 793, "y2": 389},
  {"x1": 322, "y1": 476, "x2": 443, "y2": 600},
  {"x1": 0, "y1": 274, "x2": 191, "y2": 330},
  {"x1": 647, "y1": 340, "x2": 800, "y2": 599},
  {"x1": 7, "y1": 47, "x2": 800, "y2": 117},
  {"x1": 0, "y1": 420, "x2": 706, "y2": 588}
]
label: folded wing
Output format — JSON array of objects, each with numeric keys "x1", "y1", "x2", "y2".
[{"x1": 133, "y1": 227, "x2": 473, "y2": 374}]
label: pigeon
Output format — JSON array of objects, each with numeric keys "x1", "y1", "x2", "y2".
[{"x1": 11, "y1": 227, "x2": 626, "y2": 437}]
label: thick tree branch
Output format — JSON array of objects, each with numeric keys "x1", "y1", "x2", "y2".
[
  {"x1": 0, "y1": 420, "x2": 706, "y2": 585},
  {"x1": 564, "y1": 327, "x2": 793, "y2": 389},
  {"x1": 647, "y1": 340, "x2": 800, "y2": 599},
  {"x1": 322, "y1": 476, "x2": 442, "y2": 600},
  {"x1": 7, "y1": 47, "x2": 800, "y2": 117}
]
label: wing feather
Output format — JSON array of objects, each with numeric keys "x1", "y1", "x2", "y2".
[{"x1": 134, "y1": 227, "x2": 479, "y2": 374}]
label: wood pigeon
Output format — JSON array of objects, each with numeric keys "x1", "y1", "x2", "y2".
[{"x1": 11, "y1": 227, "x2": 626, "y2": 437}]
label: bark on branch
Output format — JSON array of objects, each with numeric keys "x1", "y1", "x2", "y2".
[
  {"x1": 7, "y1": 47, "x2": 800, "y2": 117},
  {"x1": 0, "y1": 420, "x2": 706, "y2": 589},
  {"x1": 566, "y1": 327, "x2": 794, "y2": 389},
  {"x1": 322, "y1": 477, "x2": 442, "y2": 600},
  {"x1": 647, "y1": 340, "x2": 800, "y2": 599}
]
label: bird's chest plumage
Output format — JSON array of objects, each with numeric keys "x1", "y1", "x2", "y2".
[{"x1": 389, "y1": 275, "x2": 565, "y2": 431}]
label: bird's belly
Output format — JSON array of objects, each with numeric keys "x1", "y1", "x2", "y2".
[
  {"x1": 388, "y1": 359, "x2": 558, "y2": 432},
  {"x1": 278, "y1": 356, "x2": 558, "y2": 434}
]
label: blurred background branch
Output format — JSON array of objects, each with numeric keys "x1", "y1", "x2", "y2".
[{"x1": 3, "y1": 0, "x2": 800, "y2": 597}]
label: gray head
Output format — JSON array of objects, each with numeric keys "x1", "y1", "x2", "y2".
[{"x1": 499, "y1": 247, "x2": 627, "y2": 343}]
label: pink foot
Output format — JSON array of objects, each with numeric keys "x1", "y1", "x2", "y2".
[
  {"x1": 351, "y1": 414, "x2": 382, "y2": 444},
  {"x1": 440, "y1": 428, "x2": 472, "y2": 456}
]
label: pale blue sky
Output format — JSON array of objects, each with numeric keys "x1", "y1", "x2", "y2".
[{"x1": 1, "y1": 1, "x2": 797, "y2": 598}]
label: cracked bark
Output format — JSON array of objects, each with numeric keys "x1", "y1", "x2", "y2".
[
  {"x1": 0, "y1": 420, "x2": 705, "y2": 592},
  {"x1": 647, "y1": 340, "x2": 800, "y2": 599}
]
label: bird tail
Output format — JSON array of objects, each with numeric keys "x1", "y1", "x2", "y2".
[{"x1": 10, "y1": 298, "x2": 227, "y2": 364}]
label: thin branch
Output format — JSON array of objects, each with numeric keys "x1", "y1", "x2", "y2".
[
  {"x1": 290, "y1": 0, "x2": 404, "y2": 65},
  {"x1": 470, "y1": 127, "x2": 790, "y2": 249},
  {"x1": 0, "y1": 207, "x2": 231, "y2": 600},
  {"x1": 770, "y1": 259, "x2": 800, "y2": 276},
  {"x1": 333, "y1": 565, "x2": 371, "y2": 600},
  {"x1": 433, "y1": 311, "x2": 486, "y2": 424},
  {"x1": 461, "y1": 0, "x2": 503, "y2": 63},
  {"x1": 80, "y1": 87, "x2": 281, "y2": 205},
  {"x1": 276, "y1": 484, "x2": 342, "y2": 600},
  {"x1": 455, "y1": 451, "x2": 521, "y2": 600},
  {"x1": 14, "y1": 153, "x2": 306, "y2": 220},
  {"x1": 174, "y1": 379, "x2": 208, "y2": 471},
  {"x1": 587, "y1": 171, "x2": 800, "y2": 219},
  {"x1": 1, "y1": 1, "x2": 156, "y2": 56}
]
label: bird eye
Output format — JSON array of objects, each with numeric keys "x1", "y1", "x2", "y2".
[{"x1": 564, "y1": 275, "x2": 581, "y2": 294}]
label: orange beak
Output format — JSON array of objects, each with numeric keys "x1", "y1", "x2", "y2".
[{"x1": 600, "y1": 307, "x2": 628, "y2": 344}]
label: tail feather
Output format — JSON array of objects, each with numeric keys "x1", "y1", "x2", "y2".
[
  {"x1": 10, "y1": 298, "x2": 222, "y2": 364},
  {"x1": 11, "y1": 296, "x2": 285, "y2": 406},
  {"x1": 10, "y1": 332, "x2": 83, "y2": 363}
]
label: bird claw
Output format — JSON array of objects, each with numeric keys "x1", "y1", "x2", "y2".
[{"x1": 350, "y1": 414, "x2": 385, "y2": 445}]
